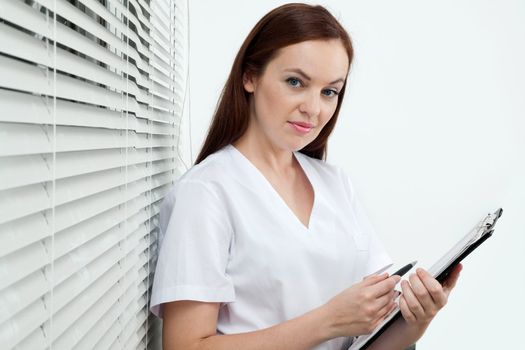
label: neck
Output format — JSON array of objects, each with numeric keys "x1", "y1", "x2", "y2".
[{"x1": 233, "y1": 127, "x2": 296, "y2": 177}]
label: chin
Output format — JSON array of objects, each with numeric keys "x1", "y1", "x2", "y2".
[{"x1": 289, "y1": 140, "x2": 312, "y2": 152}]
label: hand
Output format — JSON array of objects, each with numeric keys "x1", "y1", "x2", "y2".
[
  {"x1": 398, "y1": 264, "x2": 462, "y2": 336},
  {"x1": 323, "y1": 273, "x2": 401, "y2": 338}
]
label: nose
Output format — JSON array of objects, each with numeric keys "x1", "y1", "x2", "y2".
[{"x1": 299, "y1": 91, "x2": 321, "y2": 118}]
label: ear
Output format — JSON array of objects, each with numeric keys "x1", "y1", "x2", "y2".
[{"x1": 243, "y1": 71, "x2": 257, "y2": 93}]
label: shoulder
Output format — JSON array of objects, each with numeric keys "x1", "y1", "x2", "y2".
[
  {"x1": 164, "y1": 146, "x2": 234, "y2": 202},
  {"x1": 159, "y1": 147, "x2": 234, "y2": 244},
  {"x1": 181, "y1": 146, "x2": 232, "y2": 183}
]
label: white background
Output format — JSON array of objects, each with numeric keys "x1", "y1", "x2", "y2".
[{"x1": 180, "y1": 1, "x2": 525, "y2": 348}]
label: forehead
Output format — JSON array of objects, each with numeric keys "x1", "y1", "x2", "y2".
[{"x1": 267, "y1": 40, "x2": 349, "y2": 82}]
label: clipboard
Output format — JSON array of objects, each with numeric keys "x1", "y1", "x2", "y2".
[{"x1": 348, "y1": 208, "x2": 503, "y2": 350}]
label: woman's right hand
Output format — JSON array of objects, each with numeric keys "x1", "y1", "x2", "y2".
[{"x1": 322, "y1": 273, "x2": 401, "y2": 338}]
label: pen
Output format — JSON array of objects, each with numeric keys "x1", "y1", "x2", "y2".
[{"x1": 392, "y1": 260, "x2": 417, "y2": 278}]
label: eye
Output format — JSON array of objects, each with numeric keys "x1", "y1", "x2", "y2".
[
  {"x1": 286, "y1": 77, "x2": 303, "y2": 88},
  {"x1": 322, "y1": 89, "x2": 339, "y2": 98}
]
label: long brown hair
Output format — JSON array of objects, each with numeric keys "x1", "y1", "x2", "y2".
[{"x1": 195, "y1": 3, "x2": 353, "y2": 164}]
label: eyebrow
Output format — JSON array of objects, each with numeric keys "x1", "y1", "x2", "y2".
[{"x1": 284, "y1": 68, "x2": 345, "y2": 85}]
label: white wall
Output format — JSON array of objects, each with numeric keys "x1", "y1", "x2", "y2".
[{"x1": 187, "y1": 1, "x2": 525, "y2": 348}]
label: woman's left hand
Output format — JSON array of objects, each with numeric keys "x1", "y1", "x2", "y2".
[{"x1": 398, "y1": 264, "x2": 462, "y2": 335}]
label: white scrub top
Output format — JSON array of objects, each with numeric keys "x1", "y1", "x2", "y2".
[{"x1": 151, "y1": 145, "x2": 392, "y2": 350}]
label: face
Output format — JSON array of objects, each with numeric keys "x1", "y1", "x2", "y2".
[{"x1": 243, "y1": 39, "x2": 349, "y2": 152}]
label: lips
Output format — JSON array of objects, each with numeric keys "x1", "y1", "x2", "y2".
[{"x1": 288, "y1": 121, "x2": 314, "y2": 134}]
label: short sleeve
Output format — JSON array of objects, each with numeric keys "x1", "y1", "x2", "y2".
[
  {"x1": 150, "y1": 180, "x2": 235, "y2": 318},
  {"x1": 343, "y1": 172, "x2": 393, "y2": 278}
]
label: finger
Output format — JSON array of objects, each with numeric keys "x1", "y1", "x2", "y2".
[
  {"x1": 362, "y1": 272, "x2": 389, "y2": 286},
  {"x1": 376, "y1": 294, "x2": 397, "y2": 319},
  {"x1": 369, "y1": 275, "x2": 400, "y2": 297},
  {"x1": 408, "y1": 273, "x2": 434, "y2": 313},
  {"x1": 442, "y1": 264, "x2": 462, "y2": 295},
  {"x1": 399, "y1": 295, "x2": 416, "y2": 323},
  {"x1": 371, "y1": 301, "x2": 398, "y2": 331},
  {"x1": 416, "y1": 268, "x2": 446, "y2": 308},
  {"x1": 375, "y1": 289, "x2": 397, "y2": 312},
  {"x1": 400, "y1": 280, "x2": 425, "y2": 319}
]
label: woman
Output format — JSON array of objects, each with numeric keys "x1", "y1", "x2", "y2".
[{"x1": 151, "y1": 3, "x2": 461, "y2": 350}]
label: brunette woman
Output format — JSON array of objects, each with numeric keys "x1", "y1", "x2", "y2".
[{"x1": 151, "y1": 4, "x2": 461, "y2": 350}]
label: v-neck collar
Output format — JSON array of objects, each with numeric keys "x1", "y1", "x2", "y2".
[{"x1": 227, "y1": 145, "x2": 317, "y2": 231}]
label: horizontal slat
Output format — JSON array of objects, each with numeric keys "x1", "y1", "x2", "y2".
[
  {"x1": 75, "y1": 273, "x2": 136, "y2": 350},
  {"x1": 0, "y1": 0, "x2": 183, "y2": 348},
  {"x1": 151, "y1": 55, "x2": 172, "y2": 79},
  {"x1": 150, "y1": 108, "x2": 176, "y2": 123},
  {"x1": 135, "y1": 118, "x2": 177, "y2": 136},
  {"x1": 52, "y1": 239, "x2": 140, "y2": 348},
  {"x1": 54, "y1": 224, "x2": 142, "y2": 306},
  {"x1": 0, "y1": 89, "x2": 124, "y2": 128},
  {"x1": 151, "y1": 80, "x2": 173, "y2": 100},
  {"x1": 19, "y1": 252, "x2": 137, "y2": 350},
  {"x1": 151, "y1": 159, "x2": 176, "y2": 176},
  {"x1": 0, "y1": 207, "x2": 143, "y2": 321},
  {"x1": 0, "y1": 88, "x2": 52, "y2": 125},
  {"x1": 0, "y1": 22, "x2": 151, "y2": 106},
  {"x1": 36, "y1": 0, "x2": 151, "y2": 73},
  {"x1": 152, "y1": 38, "x2": 170, "y2": 65},
  {"x1": 0, "y1": 122, "x2": 29, "y2": 156},
  {"x1": 150, "y1": 67, "x2": 172, "y2": 89},
  {"x1": 53, "y1": 183, "x2": 149, "y2": 233},
  {"x1": 151, "y1": 171, "x2": 175, "y2": 189},
  {"x1": 135, "y1": 317, "x2": 148, "y2": 349},
  {"x1": 0, "y1": 190, "x2": 149, "y2": 257},
  {"x1": 0, "y1": 240, "x2": 49, "y2": 291},
  {"x1": 118, "y1": 290, "x2": 143, "y2": 350},
  {"x1": 54, "y1": 205, "x2": 149, "y2": 262},
  {"x1": 0, "y1": 55, "x2": 125, "y2": 112},
  {"x1": 0, "y1": 290, "x2": 49, "y2": 349},
  {"x1": 151, "y1": 183, "x2": 173, "y2": 204},
  {"x1": 151, "y1": 94, "x2": 175, "y2": 111},
  {"x1": 152, "y1": 0, "x2": 170, "y2": 18},
  {"x1": 0, "y1": 121, "x2": 177, "y2": 157},
  {"x1": 130, "y1": 0, "x2": 152, "y2": 32},
  {"x1": 150, "y1": 120, "x2": 177, "y2": 135},
  {"x1": 0, "y1": 183, "x2": 51, "y2": 225},
  {"x1": 4, "y1": 224, "x2": 143, "y2": 349},
  {"x1": 0, "y1": 0, "x2": 152, "y2": 90},
  {"x1": 0, "y1": 146, "x2": 176, "y2": 191},
  {"x1": 53, "y1": 165, "x2": 149, "y2": 207},
  {"x1": 0, "y1": 212, "x2": 49, "y2": 258},
  {"x1": 136, "y1": 134, "x2": 175, "y2": 148},
  {"x1": 0, "y1": 153, "x2": 52, "y2": 191},
  {"x1": 76, "y1": 0, "x2": 153, "y2": 58},
  {"x1": 152, "y1": 7, "x2": 170, "y2": 36},
  {"x1": 152, "y1": 42, "x2": 171, "y2": 69},
  {"x1": 0, "y1": 269, "x2": 48, "y2": 325},
  {"x1": 53, "y1": 230, "x2": 123, "y2": 292},
  {"x1": 83, "y1": 301, "x2": 123, "y2": 350},
  {"x1": 0, "y1": 0, "x2": 52, "y2": 38},
  {"x1": 54, "y1": 147, "x2": 176, "y2": 179}
]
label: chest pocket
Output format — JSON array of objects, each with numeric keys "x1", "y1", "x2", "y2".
[{"x1": 339, "y1": 216, "x2": 371, "y2": 282}]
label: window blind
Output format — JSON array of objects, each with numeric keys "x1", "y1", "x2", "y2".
[{"x1": 0, "y1": 0, "x2": 188, "y2": 348}]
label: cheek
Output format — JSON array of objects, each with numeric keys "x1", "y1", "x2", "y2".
[
  {"x1": 255, "y1": 85, "x2": 285, "y2": 116},
  {"x1": 320, "y1": 102, "x2": 338, "y2": 126}
]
